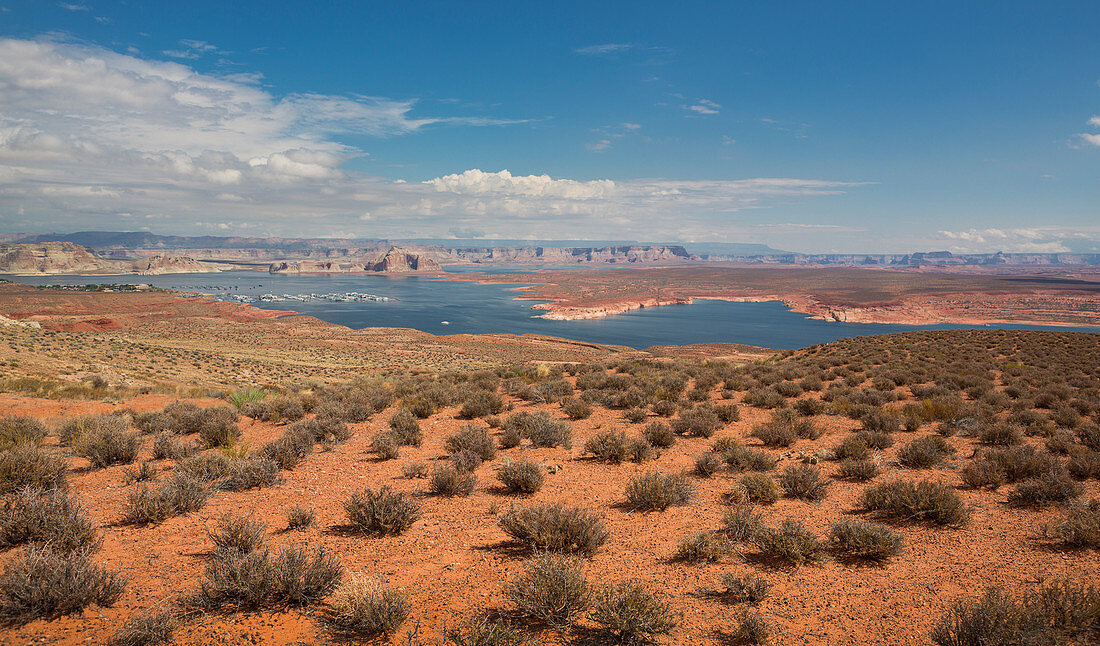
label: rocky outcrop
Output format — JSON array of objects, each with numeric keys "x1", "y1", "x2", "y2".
[
  {"x1": 269, "y1": 247, "x2": 441, "y2": 274},
  {"x1": 0, "y1": 243, "x2": 229, "y2": 275}
]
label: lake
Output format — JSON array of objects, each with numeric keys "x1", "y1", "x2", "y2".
[{"x1": 10, "y1": 270, "x2": 1098, "y2": 350}]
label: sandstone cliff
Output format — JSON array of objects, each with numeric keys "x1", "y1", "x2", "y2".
[
  {"x1": 268, "y1": 247, "x2": 441, "y2": 274},
  {"x1": 0, "y1": 243, "x2": 230, "y2": 275}
]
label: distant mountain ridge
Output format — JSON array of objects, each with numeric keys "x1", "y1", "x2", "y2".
[{"x1": 6, "y1": 231, "x2": 1100, "y2": 266}]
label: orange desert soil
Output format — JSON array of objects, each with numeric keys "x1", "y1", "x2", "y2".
[{"x1": 452, "y1": 265, "x2": 1100, "y2": 327}]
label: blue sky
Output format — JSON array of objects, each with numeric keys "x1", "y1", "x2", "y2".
[{"x1": 0, "y1": 1, "x2": 1097, "y2": 252}]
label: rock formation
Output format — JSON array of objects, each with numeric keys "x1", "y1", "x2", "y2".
[
  {"x1": 268, "y1": 247, "x2": 441, "y2": 274},
  {"x1": 0, "y1": 242, "x2": 229, "y2": 275}
]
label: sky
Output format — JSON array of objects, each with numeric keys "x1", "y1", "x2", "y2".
[{"x1": 0, "y1": 1, "x2": 1097, "y2": 253}]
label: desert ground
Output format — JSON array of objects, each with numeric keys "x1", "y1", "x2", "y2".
[{"x1": 0, "y1": 285, "x2": 1097, "y2": 645}]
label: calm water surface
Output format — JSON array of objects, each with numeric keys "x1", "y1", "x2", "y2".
[{"x1": 11, "y1": 270, "x2": 1098, "y2": 350}]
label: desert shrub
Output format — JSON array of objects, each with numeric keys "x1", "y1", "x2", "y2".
[
  {"x1": 719, "y1": 573, "x2": 770, "y2": 603},
  {"x1": 1009, "y1": 470, "x2": 1084, "y2": 507},
  {"x1": 625, "y1": 471, "x2": 694, "y2": 511},
  {"x1": 286, "y1": 506, "x2": 316, "y2": 531},
  {"x1": 838, "y1": 458, "x2": 879, "y2": 481},
  {"x1": 499, "y1": 426, "x2": 522, "y2": 449},
  {"x1": 1078, "y1": 424, "x2": 1100, "y2": 452},
  {"x1": 774, "y1": 381, "x2": 803, "y2": 398},
  {"x1": 401, "y1": 461, "x2": 429, "y2": 479},
  {"x1": 505, "y1": 553, "x2": 590, "y2": 627},
  {"x1": 694, "y1": 452, "x2": 724, "y2": 478},
  {"x1": 445, "y1": 425, "x2": 497, "y2": 462},
  {"x1": 752, "y1": 518, "x2": 825, "y2": 564},
  {"x1": 208, "y1": 513, "x2": 266, "y2": 555},
  {"x1": 642, "y1": 422, "x2": 675, "y2": 448},
  {"x1": 448, "y1": 450, "x2": 482, "y2": 473},
  {"x1": 290, "y1": 416, "x2": 352, "y2": 443},
  {"x1": 430, "y1": 464, "x2": 477, "y2": 497},
  {"x1": 672, "y1": 407, "x2": 722, "y2": 438},
  {"x1": 979, "y1": 423, "x2": 1024, "y2": 446},
  {"x1": 750, "y1": 422, "x2": 796, "y2": 447},
  {"x1": 321, "y1": 577, "x2": 410, "y2": 638},
  {"x1": 651, "y1": 400, "x2": 678, "y2": 417},
  {"x1": 714, "y1": 404, "x2": 741, "y2": 423},
  {"x1": 221, "y1": 457, "x2": 281, "y2": 491},
  {"x1": 0, "y1": 444, "x2": 68, "y2": 494},
  {"x1": 626, "y1": 437, "x2": 655, "y2": 463},
  {"x1": 0, "y1": 416, "x2": 47, "y2": 450},
  {"x1": 722, "y1": 444, "x2": 778, "y2": 472},
  {"x1": 740, "y1": 473, "x2": 779, "y2": 504},
  {"x1": 861, "y1": 480, "x2": 969, "y2": 526},
  {"x1": 897, "y1": 435, "x2": 956, "y2": 469},
  {"x1": 743, "y1": 387, "x2": 785, "y2": 409},
  {"x1": 674, "y1": 531, "x2": 731, "y2": 562},
  {"x1": 344, "y1": 487, "x2": 420, "y2": 535},
  {"x1": 404, "y1": 396, "x2": 436, "y2": 419},
  {"x1": 74, "y1": 419, "x2": 141, "y2": 469},
  {"x1": 370, "y1": 432, "x2": 400, "y2": 460},
  {"x1": 388, "y1": 409, "x2": 422, "y2": 447},
  {"x1": 588, "y1": 582, "x2": 677, "y2": 643},
  {"x1": 459, "y1": 391, "x2": 505, "y2": 419},
  {"x1": 151, "y1": 433, "x2": 198, "y2": 461},
  {"x1": 122, "y1": 474, "x2": 209, "y2": 525},
  {"x1": 526, "y1": 417, "x2": 572, "y2": 449},
  {"x1": 111, "y1": 605, "x2": 178, "y2": 646},
  {"x1": 778, "y1": 464, "x2": 828, "y2": 502},
  {"x1": 833, "y1": 435, "x2": 870, "y2": 461},
  {"x1": 499, "y1": 503, "x2": 609, "y2": 555},
  {"x1": 722, "y1": 504, "x2": 763, "y2": 542},
  {"x1": 794, "y1": 398, "x2": 826, "y2": 416},
  {"x1": 173, "y1": 452, "x2": 231, "y2": 482},
  {"x1": 930, "y1": 582, "x2": 1100, "y2": 646},
  {"x1": 586, "y1": 430, "x2": 630, "y2": 463},
  {"x1": 1045, "y1": 429, "x2": 1079, "y2": 455},
  {"x1": 828, "y1": 518, "x2": 903, "y2": 561},
  {"x1": 259, "y1": 429, "x2": 314, "y2": 470},
  {"x1": 1049, "y1": 499, "x2": 1100, "y2": 549},
  {"x1": 561, "y1": 398, "x2": 593, "y2": 420},
  {"x1": 861, "y1": 409, "x2": 901, "y2": 434},
  {"x1": 962, "y1": 446, "x2": 1059, "y2": 489},
  {"x1": 227, "y1": 387, "x2": 268, "y2": 409},
  {"x1": 857, "y1": 430, "x2": 895, "y2": 449},
  {"x1": 623, "y1": 407, "x2": 649, "y2": 424},
  {"x1": 497, "y1": 460, "x2": 544, "y2": 494},
  {"x1": 59, "y1": 414, "x2": 125, "y2": 447},
  {"x1": 0, "y1": 488, "x2": 98, "y2": 552},
  {"x1": 1068, "y1": 451, "x2": 1100, "y2": 480},
  {"x1": 196, "y1": 409, "x2": 241, "y2": 448},
  {"x1": 0, "y1": 546, "x2": 125, "y2": 625},
  {"x1": 442, "y1": 616, "x2": 529, "y2": 646},
  {"x1": 271, "y1": 545, "x2": 344, "y2": 605},
  {"x1": 1051, "y1": 405, "x2": 1082, "y2": 429},
  {"x1": 734, "y1": 613, "x2": 771, "y2": 645},
  {"x1": 242, "y1": 396, "x2": 305, "y2": 423}
]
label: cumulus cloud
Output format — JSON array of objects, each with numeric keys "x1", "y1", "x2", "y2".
[
  {"x1": 935, "y1": 227, "x2": 1100, "y2": 253},
  {"x1": 0, "y1": 37, "x2": 863, "y2": 242},
  {"x1": 686, "y1": 99, "x2": 720, "y2": 115}
]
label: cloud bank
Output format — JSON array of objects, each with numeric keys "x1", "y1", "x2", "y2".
[{"x1": 0, "y1": 37, "x2": 862, "y2": 242}]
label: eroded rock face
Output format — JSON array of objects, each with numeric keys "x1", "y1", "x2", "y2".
[
  {"x1": 268, "y1": 247, "x2": 442, "y2": 274},
  {"x1": 133, "y1": 254, "x2": 226, "y2": 275},
  {"x1": 0, "y1": 243, "x2": 229, "y2": 275}
]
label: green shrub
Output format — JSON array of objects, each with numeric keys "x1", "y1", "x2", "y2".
[
  {"x1": 0, "y1": 444, "x2": 68, "y2": 494},
  {"x1": 344, "y1": 487, "x2": 420, "y2": 535},
  {"x1": 497, "y1": 460, "x2": 544, "y2": 494},
  {"x1": 505, "y1": 553, "x2": 589, "y2": 627},
  {"x1": 828, "y1": 518, "x2": 903, "y2": 561},
  {"x1": 625, "y1": 471, "x2": 695, "y2": 511},
  {"x1": 861, "y1": 480, "x2": 969, "y2": 526},
  {"x1": 0, "y1": 546, "x2": 125, "y2": 626},
  {"x1": 499, "y1": 503, "x2": 609, "y2": 555},
  {"x1": 778, "y1": 464, "x2": 828, "y2": 502},
  {"x1": 588, "y1": 582, "x2": 677, "y2": 643}
]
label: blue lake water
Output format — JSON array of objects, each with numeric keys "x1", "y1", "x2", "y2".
[{"x1": 10, "y1": 270, "x2": 1098, "y2": 350}]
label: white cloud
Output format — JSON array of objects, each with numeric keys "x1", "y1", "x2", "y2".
[
  {"x1": 574, "y1": 43, "x2": 633, "y2": 56},
  {"x1": 686, "y1": 99, "x2": 720, "y2": 115},
  {"x1": 935, "y1": 227, "x2": 1100, "y2": 253},
  {"x1": 59, "y1": 3, "x2": 88, "y2": 11},
  {"x1": 0, "y1": 37, "x2": 864, "y2": 242},
  {"x1": 586, "y1": 139, "x2": 612, "y2": 152},
  {"x1": 1088, "y1": 116, "x2": 1100, "y2": 127}
]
